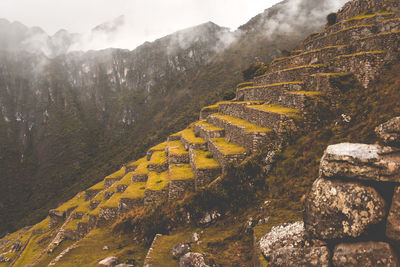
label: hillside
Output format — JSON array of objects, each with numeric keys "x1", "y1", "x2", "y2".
[
  {"x1": 0, "y1": 0, "x2": 345, "y2": 237},
  {"x1": 0, "y1": 0, "x2": 399, "y2": 265}
]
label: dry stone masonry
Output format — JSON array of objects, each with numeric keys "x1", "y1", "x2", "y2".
[{"x1": 260, "y1": 117, "x2": 400, "y2": 266}]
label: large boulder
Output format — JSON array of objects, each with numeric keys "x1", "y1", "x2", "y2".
[
  {"x1": 375, "y1": 117, "x2": 400, "y2": 147},
  {"x1": 270, "y1": 246, "x2": 330, "y2": 267},
  {"x1": 179, "y1": 252, "x2": 208, "y2": 267},
  {"x1": 304, "y1": 177, "x2": 387, "y2": 240},
  {"x1": 332, "y1": 241, "x2": 399, "y2": 267},
  {"x1": 386, "y1": 186, "x2": 400, "y2": 242},
  {"x1": 320, "y1": 143, "x2": 400, "y2": 183}
]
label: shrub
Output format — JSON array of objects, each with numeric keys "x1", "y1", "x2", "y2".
[{"x1": 327, "y1": 13, "x2": 337, "y2": 26}]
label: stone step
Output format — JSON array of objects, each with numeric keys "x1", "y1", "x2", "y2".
[
  {"x1": 207, "y1": 138, "x2": 247, "y2": 170},
  {"x1": 166, "y1": 140, "x2": 189, "y2": 164},
  {"x1": 84, "y1": 181, "x2": 104, "y2": 201},
  {"x1": 236, "y1": 81, "x2": 305, "y2": 102},
  {"x1": 331, "y1": 50, "x2": 388, "y2": 88},
  {"x1": 131, "y1": 160, "x2": 150, "y2": 182},
  {"x1": 114, "y1": 172, "x2": 134, "y2": 193},
  {"x1": 167, "y1": 131, "x2": 182, "y2": 142},
  {"x1": 180, "y1": 128, "x2": 208, "y2": 151},
  {"x1": 269, "y1": 45, "x2": 350, "y2": 73},
  {"x1": 48, "y1": 193, "x2": 86, "y2": 228},
  {"x1": 207, "y1": 113, "x2": 274, "y2": 153},
  {"x1": 104, "y1": 167, "x2": 125, "y2": 189},
  {"x1": 124, "y1": 157, "x2": 147, "y2": 173},
  {"x1": 301, "y1": 24, "x2": 378, "y2": 51},
  {"x1": 98, "y1": 192, "x2": 123, "y2": 222},
  {"x1": 352, "y1": 31, "x2": 400, "y2": 53},
  {"x1": 301, "y1": 12, "x2": 396, "y2": 47},
  {"x1": 253, "y1": 64, "x2": 327, "y2": 86},
  {"x1": 148, "y1": 151, "x2": 168, "y2": 172},
  {"x1": 144, "y1": 171, "x2": 169, "y2": 205},
  {"x1": 118, "y1": 182, "x2": 147, "y2": 213},
  {"x1": 199, "y1": 101, "x2": 232, "y2": 120},
  {"x1": 193, "y1": 120, "x2": 225, "y2": 140},
  {"x1": 146, "y1": 142, "x2": 167, "y2": 161},
  {"x1": 168, "y1": 164, "x2": 195, "y2": 201},
  {"x1": 89, "y1": 191, "x2": 103, "y2": 210},
  {"x1": 189, "y1": 148, "x2": 222, "y2": 189}
]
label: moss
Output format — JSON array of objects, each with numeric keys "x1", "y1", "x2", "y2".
[
  {"x1": 146, "y1": 171, "x2": 169, "y2": 191},
  {"x1": 105, "y1": 167, "x2": 126, "y2": 180},
  {"x1": 212, "y1": 113, "x2": 271, "y2": 133},
  {"x1": 120, "y1": 182, "x2": 147, "y2": 199},
  {"x1": 211, "y1": 138, "x2": 247, "y2": 155},
  {"x1": 88, "y1": 180, "x2": 105, "y2": 191},
  {"x1": 336, "y1": 50, "x2": 386, "y2": 58},
  {"x1": 132, "y1": 161, "x2": 150, "y2": 176},
  {"x1": 181, "y1": 128, "x2": 207, "y2": 145},
  {"x1": 56, "y1": 192, "x2": 86, "y2": 213},
  {"x1": 148, "y1": 151, "x2": 167, "y2": 166},
  {"x1": 169, "y1": 164, "x2": 194, "y2": 181},
  {"x1": 192, "y1": 150, "x2": 220, "y2": 170},
  {"x1": 167, "y1": 140, "x2": 188, "y2": 156},
  {"x1": 52, "y1": 227, "x2": 147, "y2": 266},
  {"x1": 126, "y1": 157, "x2": 147, "y2": 169},
  {"x1": 249, "y1": 104, "x2": 300, "y2": 118}
]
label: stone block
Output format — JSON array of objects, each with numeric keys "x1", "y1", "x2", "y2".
[
  {"x1": 386, "y1": 186, "x2": 400, "y2": 242},
  {"x1": 376, "y1": 116, "x2": 400, "y2": 147}
]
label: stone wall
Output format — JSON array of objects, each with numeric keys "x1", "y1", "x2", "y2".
[
  {"x1": 207, "y1": 139, "x2": 247, "y2": 169},
  {"x1": 144, "y1": 188, "x2": 169, "y2": 206},
  {"x1": 167, "y1": 152, "x2": 189, "y2": 164},
  {"x1": 193, "y1": 168, "x2": 221, "y2": 189},
  {"x1": 148, "y1": 162, "x2": 168, "y2": 173},
  {"x1": 337, "y1": 0, "x2": 399, "y2": 22},
  {"x1": 98, "y1": 207, "x2": 119, "y2": 223},
  {"x1": 168, "y1": 179, "x2": 195, "y2": 201},
  {"x1": 236, "y1": 83, "x2": 304, "y2": 103},
  {"x1": 49, "y1": 209, "x2": 66, "y2": 228},
  {"x1": 104, "y1": 178, "x2": 120, "y2": 189},
  {"x1": 84, "y1": 189, "x2": 102, "y2": 201},
  {"x1": 132, "y1": 173, "x2": 148, "y2": 182},
  {"x1": 194, "y1": 124, "x2": 225, "y2": 141},
  {"x1": 118, "y1": 197, "x2": 144, "y2": 213}
]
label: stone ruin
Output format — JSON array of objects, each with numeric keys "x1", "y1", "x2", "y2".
[{"x1": 259, "y1": 117, "x2": 400, "y2": 266}]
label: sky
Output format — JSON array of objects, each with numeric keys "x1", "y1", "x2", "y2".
[{"x1": 0, "y1": 0, "x2": 282, "y2": 41}]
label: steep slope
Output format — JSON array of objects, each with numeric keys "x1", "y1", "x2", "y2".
[
  {"x1": 1, "y1": 0, "x2": 399, "y2": 265},
  {"x1": 0, "y1": 0, "x2": 344, "y2": 237}
]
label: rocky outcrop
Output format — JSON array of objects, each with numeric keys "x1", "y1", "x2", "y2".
[
  {"x1": 386, "y1": 186, "x2": 400, "y2": 243},
  {"x1": 303, "y1": 176, "x2": 387, "y2": 239},
  {"x1": 332, "y1": 241, "x2": 399, "y2": 267},
  {"x1": 375, "y1": 116, "x2": 400, "y2": 147},
  {"x1": 320, "y1": 143, "x2": 400, "y2": 183},
  {"x1": 179, "y1": 252, "x2": 208, "y2": 267}
]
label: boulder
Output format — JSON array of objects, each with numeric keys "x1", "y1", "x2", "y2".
[
  {"x1": 199, "y1": 211, "x2": 220, "y2": 225},
  {"x1": 332, "y1": 241, "x2": 399, "y2": 267},
  {"x1": 179, "y1": 252, "x2": 209, "y2": 267},
  {"x1": 386, "y1": 186, "x2": 400, "y2": 242},
  {"x1": 171, "y1": 243, "x2": 191, "y2": 260},
  {"x1": 270, "y1": 246, "x2": 330, "y2": 267},
  {"x1": 320, "y1": 143, "x2": 400, "y2": 183},
  {"x1": 303, "y1": 177, "x2": 387, "y2": 240},
  {"x1": 189, "y1": 232, "x2": 200, "y2": 243},
  {"x1": 375, "y1": 117, "x2": 400, "y2": 147},
  {"x1": 259, "y1": 221, "x2": 307, "y2": 259},
  {"x1": 99, "y1": 256, "x2": 119, "y2": 267}
]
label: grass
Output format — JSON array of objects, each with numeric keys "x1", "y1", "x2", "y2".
[
  {"x1": 382, "y1": 18, "x2": 400, "y2": 23},
  {"x1": 91, "y1": 191, "x2": 104, "y2": 203},
  {"x1": 64, "y1": 218, "x2": 80, "y2": 231},
  {"x1": 148, "y1": 141, "x2": 167, "y2": 152},
  {"x1": 132, "y1": 161, "x2": 150, "y2": 176},
  {"x1": 200, "y1": 101, "x2": 231, "y2": 112},
  {"x1": 359, "y1": 30, "x2": 400, "y2": 40},
  {"x1": 271, "y1": 45, "x2": 346, "y2": 64},
  {"x1": 236, "y1": 82, "x2": 254, "y2": 88},
  {"x1": 248, "y1": 104, "x2": 300, "y2": 118},
  {"x1": 53, "y1": 227, "x2": 147, "y2": 266},
  {"x1": 169, "y1": 164, "x2": 195, "y2": 181},
  {"x1": 211, "y1": 113, "x2": 271, "y2": 133},
  {"x1": 169, "y1": 131, "x2": 182, "y2": 139},
  {"x1": 194, "y1": 121, "x2": 224, "y2": 132},
  {"x1": 29, "y1": 217, "x2": 50, "y2": 233},
  {"x1": 288, "y1": 91, "x2": 323, "y2": 97},
  {"x1": 146, "y1": 171, "x2": 169, "y2": 191},
  {"x1": 56, "y1": 192, "x2": 86, "y2": 213},
  {"x1": 167, "y1": 140, "x2": 188, "y2": 156},
  {"x1": 120, "y1": 182, "x2": 147, "y2": 199},
  {"x1": 240, "y1": 81, "x2": 304, "y2": 91},
  {"x1": 316, "y1": 72, "x2": 353, "y2": 77},
  {"x1": 336, "y1": 50, "x2": 386, "y2": 58},
  {"x1": 181, "y1": 128, "x2": 207, "y2": 145},
  {"x1": 148, "y1": 151, "x2": 167, "y2": 166},
  {"x1": 126, "y1": 157, "x2": 147, "y2": 169},
  {"x1": 257, "y1": 64, "x2": 325, "y2": 78},
  {"x1": 87, "y1": 180, "x2": 104, "y2": 191},
  {"x1": 74, "y1": 202, "x2": 92, "y2": 214},
  {"x1": 345, "y1": 13, "x2": 376, "y2": 22},
  {"x1": 105, "y1": 167, "x2": 126, "y2": 180},
  {"x1": 192, "y1": 150, "x2": 220, "y2": 170},
  {"x1": 211, "y1": 138, "x2": 247, "y2": 155},
  {"x1": 100, "y1": 192, "x2": 123, "y2": 208}
]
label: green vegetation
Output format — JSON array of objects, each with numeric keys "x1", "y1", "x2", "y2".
[
  {"x1": 169, "y1": 164, "x2": 194, "y2": 181},
  {"x1": 169, "y1": 131, "x2": 182, "y2": 139},
  {"x1": 148, "y1": 142, "x2": 167, "y2": 153},
  {"x1": 120, "y1": 182, "x2": 147, "y2": 199},
  {"x1": 56, "y1": 192, "x2": 86, "y2": 213},
  {"x1": 29, "y1": 217, "x2": 50, "y2": 233},
  {"x1": 74, "y1": 202, "x2": 92, "y2": 214},
  {"x1": 117, "y1": 172, "x2": 134, "y2": 186},
  {"x1": 126, "y1": 157, "x2": 147, "y2": 169},
  {"x1": 288, "y1": 91, "x2": 322, "y2": 97},
  {"x1": 257, "y1": 64, "x2": 325, "y2": 78},
  {"x1": 236, "y1": 82, "x2": 253, "y2": 88},
  {"x1": 211, "y1": 138, "x2": 247, "y2": 155},
  {"x1": 148, "y1": 151, "x2": 167, "y2": 166},
  {"x1": 101, "y1": 192, "x2": 123, "y2": 208},
  {"x1": 192, "y1": 150, "x2": 220, "y2": 169},
  {"x1": 146, "y1": 172, "x2": 169, "y2": 191},
  {"x1": 132, "y1": 161, "x2": 150, "y2": 176},
  {"x1": 240, "y1": 81, "x2": 304, "y2": 91},
  {"x1": 336, "y1": 50, "x2": 386, "y2": 58},
  {"x1": 181, "y1": 128, "x2": 207, "y2": 145},
  {"x1": 105, "y1": 167, "x2": 126, "y2": 179},
  {"x1": 194, "y1": 121, "x2": 224, "y2": 132},
  {"x1": 242, "y1": 62, "x2": 268, "y2": 81},
  {"x1": 211, "y1": 113, "x2": 271, "y2": 133},
  {"x1": 87, "y1": 180, "x2": 105, "y2": 191},
  {"x1": 167, "y1": 140, "x2": 188, "y2": 156},
  {"x1": 326, "y1": 12, "x2": 337, "y2": 26}
]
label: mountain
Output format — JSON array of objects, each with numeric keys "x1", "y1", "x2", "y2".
[{"x1": 0, "y1": 0, "x2": 345, "y2": 239}]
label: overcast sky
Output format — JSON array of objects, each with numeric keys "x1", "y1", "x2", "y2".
[{"x1": 0, "y1": 0, "x2": 281, "y2": 40}]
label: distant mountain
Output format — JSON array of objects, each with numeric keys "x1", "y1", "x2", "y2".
[{"x1": 0, "y1": 0, "x2": 346, "y2": 236}]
